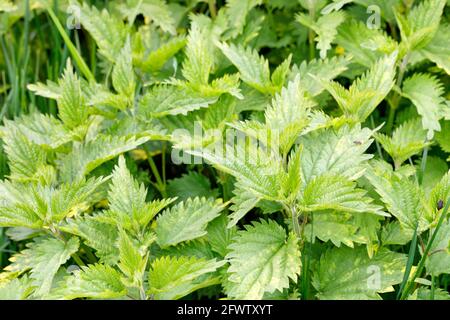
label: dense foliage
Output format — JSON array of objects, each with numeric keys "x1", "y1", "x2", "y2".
[{"x1": 0, "y1": 0, "x2": 450, "y2": 300}]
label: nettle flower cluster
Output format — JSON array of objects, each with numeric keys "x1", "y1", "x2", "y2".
[{"x1": 0, "y1": 0, "x2": 449, "y2": 300}]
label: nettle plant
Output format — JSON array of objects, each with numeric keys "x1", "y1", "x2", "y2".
[{"x1": 0, "y1": 0, "x2": 449, "y2": 300}]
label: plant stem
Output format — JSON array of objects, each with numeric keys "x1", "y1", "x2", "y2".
[
  {"x1": 400, "y1": 197, "x2": 450, "y2": 299},
  {"x1": 419, "y1": 144, "x2": 429, "y2": 185},
  {"x1": 207, "y1": 0, "x2": 217, "y2": 18},
  {"x1": 386, "y1": 53, "x2": 410, "y2": 134},
  {"x1": 370, "y1": 116, "x2": 384, "y2": 160},
  {"x1": 290, "y1": 205, "x2": 301, "y2": 239},
  {"x1": 148, "y1": 155, "x2": 167, "y2": 197}
]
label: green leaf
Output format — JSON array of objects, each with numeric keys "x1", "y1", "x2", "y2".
[
  {"x1": 167, "y1": 172, "x2": 218, "y2": 202},
  {"x1": 106, "y1": 156, "x2": 172, "y2": 230},
  {"x1": 27, "y1": 80, "x2": 61, "y2": 99},
  {"x1": 425, "y1": 218, "x2": 450, "y2": 276},
  {"x1": 265, "y1": 76, "x2": 316, "y2": 154},
  {"x1": 289, "y1": 55, "x2": 351, "y2": 96},
  {"x1": 2, "y1": 113, "x2": 71, "y2": 149},
  {"x1": 57, "y1": 60, "x2": 89, "y2": 130},
  {"x1": 298, "y1": 125, "x2": 375, "y2": 184},
  {"x1": 409, "y1": 287, "x2": 450, "y2": 300},
  {"x1": 296, "y1": 11, "x2": 346, "y2": 59},
  {"x1": 336, "y1": 20, "x2": 397, "y2": 67},
  {"x1": 224, "y1": 0, "x2": 263, "y2": 37},
  {"x1": 436, "y1": 121, "x2": 450, "y2": 159},
  {"x1": 155, "y1": 197, "x2": 225, "y2": 248},
  {"x1": 0, "y1": 177, "x2": 106, "y2": 228},
  {"x1": 395, "y1": 0, "x2": 446, "y2": 52},
  {"x1": 402, "y1": 73, "x2": 446, "y2": 139},
  {"x1": 117, "y1": 229, "x2": 148, "y2": 287},
  {"x1": 75, "y1": 0, "x2": 127, "y2": 62},
  {"x1": 119, "y1": 0, "x2": 176, "y2": 34},
  {"x1": 206, "y1": 214, "x2": 237, "y2": 257},
  {"x1": 420, "y1": 24, "x2": 450, "y2": 75},
  {"x1": 57, "y1": 134, "x2": 149, "y2": 182},
  {"x1": 374, "y1": 118, "x2": 430, "y2": 169},
  {"x1": 112, "y1": 38, "x2": 135, "y2": 106},
  {"x1": 299, "y1": 174, "x2": 387, "y2": 216},
  {"x1": 56, "y1": 264, "x2": 127, "y2": 299},
  {"x1": 319, "y1": 52, "x2": 397, "y2": 122},
  {"x1": 148, "y1": 256, "x2": 225, "y2": 300},
  {"x1": 429, "y1": 172, "x2": 450, "y2": 223},
  {"x1": 182, "y1": 19, "x2": 215, "y2": 86},
  {"x1": 138, "y1": 85, "x2": 218, "y2": 117},
  {"x1": 305, "y1": 212, "x2": 382, "y2": 251},
  {"x1": 217, "y1": 42, "x2": 275, "y2": 94},
  {"x1": 365, "y1": 166, "x2": 429, "y2": 232},
  {"x1": 1, "y1": 125, "x2": 48, "y2": 183},
  {"x1": 139, "y1": 36, "x2": 186, "y2": 73},
  {"x1": 0, "y1": 277, "x2": 33, "y2": 300},
  {"x1": 64, "y1": 216, "x2": 119, "y2": 265},
  {"x1": 381, "y1": 221, "x2": 414, "y2": 245},
  {"x1": 312, "y1": 246, "x2": 406, "y2": 299},
  {"x1": 226, "y1": 219, "x2": 301, "y2": 299},
  {"x1": 6, "y1": 237, "x2": 79, "y2": 296}
]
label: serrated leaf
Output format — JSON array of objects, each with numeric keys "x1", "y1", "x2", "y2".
[
  {"x1": 218, "y1": 42, "x2": 275, "y2": 94},
  {"x1": 0, "y1": 277, "x2": 33, "y2": 300},
  {"x1": 57, "y1": 60, "x2": 89, "y2": 130},
  {"x1": 225, "y1": 0, "x2": 263, "y2": 37},
  {"x1": 182, "y1": 19, "x2": 215, "y2": 86},
  {"x1": 155, "y1": 197, "x2": 225, "y2": 248},
  {"x1": 139, "y1": 36, "x2": 186, "y2": 73},
  {"x1": 112, "y1": 38, "x2": 135, "y2": 106},
  {"x1": 166, "y1": 172, "x2": 217, "y2": 202},
  {"x1": 265, "y1": 76, "x2": 316, "y2": 154},
  {"x1": 374, "y1": 118, "x2": 430, "y2": 169},
  {"x1": 420, "y1": 24, "x2": 450, "y2": 75},
  {"x1": 206, "y1": 214, "x2": 237, "y2": 257},
  {"x1": 312, "y1": 246, "x2": 406, "y2": 299},
  {"x1": 299, "y1": 174, "x2": 387, "y2": 216},
  {"x1": 75, "y1": 0, "x2": 127, "y2": 62},
  {"x1": 289, "y1": 56, "x2": 351, "y2": 96},
  {"x1": 64, "y1": 216, "x2": 119, "y2": 265},
  {"x1": 226, "y1": 219, "x2": 300, "y2": 299},
  {"x1": 3, "y1": 113, "x2": 71, "y2": 150},
  {"x1": 319, "y1": 52, "x2": 397, "y2": 122},
  {"x1": 365, "y1": 166, "x2": 429, "y2": 232},
  {"x1": 1, "y1": 125, "x2": 48, "y2": 182},
  {"x1": 296, "y1": 11, "x2": 346, "y2": 59},
  {"x1": 298, "y1": 125, "x2": 374, "y2": 184},
  {"x1": 336, "y1": 21, "x2": 397, "y2": 67},
  {"x1": 57, "y1": 135, "x2": 149, "y2": 182},
  {"x1": 56, "y1": 264, "x2": 126, "y2": 299},
  {"x1": 395, "y1": 0, "x2": 446, "y2": 51},
  {"x1": 148, "y1": 256, "x2": 225, "y2": 300},
  {"x1": 402, "y1": 73, "x2": 446, "y2": 139},
  {"x1": 6, "y1": 237, "x2": 79, "y2": 296},
  {"x1": 117, "y1": 229, "x2": 148, "y2": 287},
  {"x1": 138, "y1": 85, "x2": 218, "y2": 118}
]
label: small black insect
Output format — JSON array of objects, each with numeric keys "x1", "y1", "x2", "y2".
[
  {"x1": 437, "y1": 199, "x2": 444, "y2": 211},
  {"x1": 353, "y1": 140, "x2": 362, "y2": 145}
]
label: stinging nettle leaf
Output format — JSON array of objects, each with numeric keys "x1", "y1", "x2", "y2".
[
  {"x1": 226, "y1": 219, "x2": 301, "y2": 299},
  {"x1": 155, "y1": 197, "x2": 225, "y2": 248}
]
